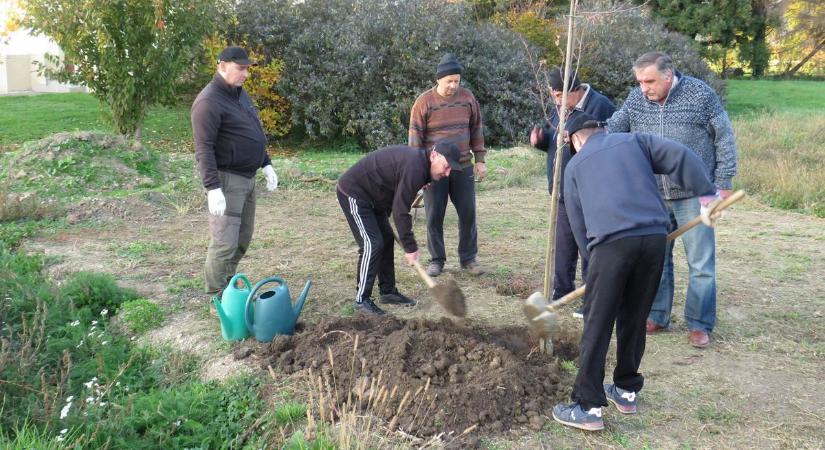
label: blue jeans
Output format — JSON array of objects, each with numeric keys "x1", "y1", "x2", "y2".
[{"x1": 648, "y1": 197, "x2": 717, "y2": 333}]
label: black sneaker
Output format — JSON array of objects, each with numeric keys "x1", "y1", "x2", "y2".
[
  {"x1": 356, "y1": 298, "x2": 385, "y2": 315},
  {"x1": 379, "y1": 288, "x2": 417, "y2": 306}
]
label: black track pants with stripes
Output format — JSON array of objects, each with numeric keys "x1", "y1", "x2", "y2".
[{"x1": 337, "y1": 190, "x2": 397, "y2": 303}]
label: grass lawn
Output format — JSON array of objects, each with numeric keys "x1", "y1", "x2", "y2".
[
  {"x1": 726, "y1": 79, "x2": 825, "y2": 116},
  {"x1": 0, "y1": 93, "x2": 192, "y2": 152}
]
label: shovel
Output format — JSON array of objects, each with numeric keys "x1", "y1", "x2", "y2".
[
  {"x1": 526, "y1": 190, "x2": 746, "y2": 338},
  {"x1": 393, "y1": 233, "x2": 467, "y2": 317}
]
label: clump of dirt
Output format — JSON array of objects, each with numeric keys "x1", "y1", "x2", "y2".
[{"x1": 259, "y1": 315, "x2": 579, "y2": 438}]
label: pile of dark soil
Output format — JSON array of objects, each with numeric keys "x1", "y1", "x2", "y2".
[{"x1": 259, "y1": 315, "x2": 580, "y2": 438}]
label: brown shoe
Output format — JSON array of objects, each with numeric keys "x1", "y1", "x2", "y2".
[
  {"x1": 689, "y1": 330, "x2": 710, "y2": 348},
  {"x1": 461, "y1": 259, "x2": 488, "y2": 276},
  {"x1": 646, "y1": 320, "x2": 666, "y2": 335}
]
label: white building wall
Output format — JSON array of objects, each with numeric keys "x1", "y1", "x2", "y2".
[{"x1": 0, "y1": 28, "x2": 86, "y2": 94}]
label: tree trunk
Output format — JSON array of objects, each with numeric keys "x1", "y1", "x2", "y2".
[
  {"x1": 750, "y1": 0, "x2": 770, "y2": 77},
  {"x1": 785, "y1": 37, "x2": 825, "y2": 77}
]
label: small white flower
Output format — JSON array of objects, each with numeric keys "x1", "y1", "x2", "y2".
[
  {"x1": 101, "y1": 341, "x2": 108, "y2": 346},
  {"x1": 91, "y1": 320, "x2": 98, "y2": 326},
  {"x1": 70, "y1": 320, "x2": 80, "y2": 327},
  {"x1": 60, "y1": 429, "x2": 68, "y2": 435},
  {"x1": 130, "y1": 336, "x2": 137, "y2": 341},
  {"x1": 86, "y1": 396, "x2": 94, "y2": 404},
  {"x1": 60, "y1": 402, "x2": 72, "y2": 419},
  {"x1": 76, "y1": 340, "x2": 84, "y2": 348},
  {"x1": 100, "y1": 309, "x2": 108, "y2": 316},
  {"x1": 115, "y1": 382, "x2": 121, "y2": 387},
  {"x1": 99, "y1": 401, "x2": 107, "y2": 407},
  {"x1": 175, "y1": 419, "x2": 182, "y2": 427},
  {"x1": 66, "y1": 396, "x2": 74, "y2": 403},
  {"x1": 56, "y1": 435, "x2": 65, "y2": 442}
]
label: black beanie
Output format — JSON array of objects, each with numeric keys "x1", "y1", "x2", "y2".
[
  {"x1": 549, "y1": 67, "x2": 580, "y2": 92},
  {"x1": 436, "y1": 53, "x2": 463, "y2": 79}
]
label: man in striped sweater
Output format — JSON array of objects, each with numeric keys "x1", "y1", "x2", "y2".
[
  {"x1": 409, "y1": 53, "x2": 488, "y2": 277},
  {"x1": 608, "y1": 51, "x2": 737, "y2": 348}
]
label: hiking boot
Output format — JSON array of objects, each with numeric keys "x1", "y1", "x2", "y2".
[
  {"x1": 379, "y1": 288, "x2": 417, "y2": 306},
  {"x1": 426, "y1": 261, "x2": 444, "y2": 277},
  {"x1": 551, "y1": 402, "x2": 604, "y2": 431},
  {"x1": 689, "y1": 329, "x2": 710, "y2": 348},
  {"x1": 460, "y1": 259, "x2": 487, "y2": 276},
  {"x1": 646, "y1": 319, "x2": 666, "y2": 336},
  {"x1": 355, "y1": 298, "x2": 385, "y2": 315},
  {"x1": 604, "y1": 384, "x2": 637, "y2": 414}
]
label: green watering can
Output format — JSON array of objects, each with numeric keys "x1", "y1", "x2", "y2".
[
  {"x1": 245, "y1": 276, "x2": 311, "y2": 342},
  {"x1": 213, "y1": 273, "x2": 253, "y2": 341}
]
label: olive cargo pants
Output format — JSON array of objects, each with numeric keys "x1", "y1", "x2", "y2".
[{"x1": 204, "y1": 171, "x2": 256, "y2": 294}]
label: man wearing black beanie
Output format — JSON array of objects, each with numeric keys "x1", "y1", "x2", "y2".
[
  {"x1": 409, "y1": 53, "x2": 488, "y2": 277},
  {"x1": 529, "y1": 67, "x2": 615, "y2": 319}
]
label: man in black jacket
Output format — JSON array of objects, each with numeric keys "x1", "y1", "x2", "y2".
[
  {"x1": 192, "y1": 46, "x2": 279, "y2": 298},
  {"x1": 529, "y1": 68, "x2": 615, "y2": 318},
  {"x1": 337, "y1": 143, "x2": 462, "y2": 315}
]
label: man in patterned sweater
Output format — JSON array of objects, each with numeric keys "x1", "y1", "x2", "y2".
[
  {"x1": 608, "y1": 51, "x2": 737, "y2": 348},
  {"x1": 409, "y1": 53, "x2": 488, "y2": 277}
]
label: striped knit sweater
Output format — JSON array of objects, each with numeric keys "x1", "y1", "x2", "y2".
[
  {"x1": 607, "y1": 72, "x2": 737, "y2": 200},
  {"x1": 408, "y1": 86, "x2": 485, "y2": 166}
]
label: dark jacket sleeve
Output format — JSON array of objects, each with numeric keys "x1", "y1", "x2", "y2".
[
  {"x1": 192, "y1": 98, "x2": 223, "y2": 190},
  {"x1": 636, "y1": 134, "x2": 716, "y2": 197},
  {"x1": 392, "y1": 170, "x2": 421, "y2": 253}
]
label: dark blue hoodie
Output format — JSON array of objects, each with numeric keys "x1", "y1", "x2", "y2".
[{"x1": 563, "y1": 132, "x2": 716, "y2": 259}]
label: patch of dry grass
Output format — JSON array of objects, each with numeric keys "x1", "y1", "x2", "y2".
[{"x1": 733, "y1": 111, "x2": 825, "y2": 217}]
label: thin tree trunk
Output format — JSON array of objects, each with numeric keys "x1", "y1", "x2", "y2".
[{"x1": 785, "y1": 37, "x2": 825, "y2": 76}]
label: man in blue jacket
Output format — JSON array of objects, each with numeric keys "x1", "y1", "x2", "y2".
[
  {"x1": 608, "y1": 52, "x2": 737, "y2": 348},
  {"x1": 529, "y1": 68, "x2": 615, "y2": 318},
  {"x1": 552, "y1": 114, "x2": 720, "y2": 431}
]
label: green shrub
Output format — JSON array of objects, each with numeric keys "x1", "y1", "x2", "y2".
[
  {"x1": 120, "y1": 299, "x2": 165, "y2": 334},
  {"x1": 575, "y1": 4, "x2": 724, "y2": 105},
  {"x1": 235, "y1": 0, "x2": 542, "y2": 149},
  {"x1": 60, "y1": 271, "x2": 139, "y2": 315}
]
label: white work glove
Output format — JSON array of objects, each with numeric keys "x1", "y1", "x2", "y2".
[
  {"x1": 699, "y1": 192, "x2": 723, "y2": 227},
  {"x1": 263, "y1": 164, "x2": 278, "y2": 191},
  {"x1": 207, "y1": 188, "x2": 226, "y2": 216}
]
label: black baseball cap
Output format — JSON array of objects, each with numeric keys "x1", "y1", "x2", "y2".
[
  {"x1": 565, "y1": 112, "x2": 605, "y2": 152},
  {"x1": 432, "y1": 142, "x2": 463, "y2": 171},
  {"x1": 217, "y1": 46, "x2": 257, "y2": 66}
]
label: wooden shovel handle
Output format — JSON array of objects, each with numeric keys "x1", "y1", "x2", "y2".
[
  {"x1": 546, "y1": 190, "x2": 746, "y2": 310},
  {"x1": 391, "y1": 231, "x2": 437, "y2": 289},
  {"x1": 412, "y1": 259, "x2": 437, "y2": 288}
]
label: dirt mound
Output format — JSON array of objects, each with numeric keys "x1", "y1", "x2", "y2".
[{"x1": 259, "y1": 315, "x2": 579, "y2": 438}]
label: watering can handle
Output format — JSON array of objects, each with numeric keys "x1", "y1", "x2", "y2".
[
  {"x1": 245, "y1": 276, "x2": 287, "y2": 332},
  {"x1": 228, "y1": 273, "x2": 252, "y2": 291}
]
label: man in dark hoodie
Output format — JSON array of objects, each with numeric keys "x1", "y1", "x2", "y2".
[
  {"x1": 551, "y1": 113, "x2": 720, "y2": 432},
  {"x1": 529, "y1": 68, "x2": 615, "y2": 318},
  {"x1": 337, "y1": 143, "x2": 463, "y2": 315},
  {"x1": 192, "y1": 46, "x2": 279, "y2": 301}
]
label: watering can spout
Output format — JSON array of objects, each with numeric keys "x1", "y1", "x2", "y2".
[
  {"x1": 293, "y1": 280, "x2": 312, "y2": 320},
  {"x1": 213, "y1": 296, "x2": 229, "y2": 328}
]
